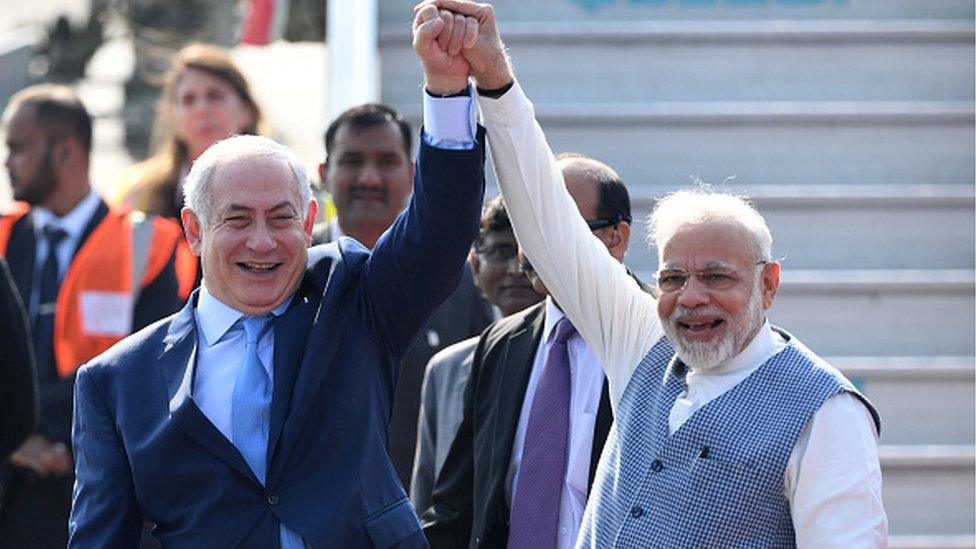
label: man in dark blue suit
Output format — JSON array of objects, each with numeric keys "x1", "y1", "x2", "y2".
[{"x1": 68, "y1": 7, "x2": 486, "y2": 546}]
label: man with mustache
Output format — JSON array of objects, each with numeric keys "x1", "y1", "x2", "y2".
[
  {"x1": 421, "y1": 0, "x2": 887, "y2": 545},
  {"x1": 313, "y1": 103, "x2": 494, "y2": 490}
]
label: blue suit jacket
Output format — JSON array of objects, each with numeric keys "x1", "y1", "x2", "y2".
[{"x1": 68, "y1": 134, "x2": 486, "y2": 548}]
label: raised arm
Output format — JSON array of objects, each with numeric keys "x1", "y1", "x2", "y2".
[
  {"x1": 363, "y1": 3, "x2": 486, "y2": 359},
  {"x1": 428, "y1": 0, "x2": 663, "y2": 407}
]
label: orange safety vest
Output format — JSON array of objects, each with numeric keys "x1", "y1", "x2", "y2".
[{"x1": 0, "y1": 201, "x2": 187, "y2": 377}]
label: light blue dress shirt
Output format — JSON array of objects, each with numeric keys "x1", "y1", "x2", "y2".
[{"x1": 192, "y1": 287, "x2": 300, "y2": 547}]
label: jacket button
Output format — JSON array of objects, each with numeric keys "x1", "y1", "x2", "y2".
[
  {"x1": 266, "y1": 491, "x2": 279, "y2": 506},
  {"x1": 630, "y1": 505, "x2": 644, "y2": 518},
  {"x1": 650, "y1": 459, "x2": 664, "y2": 472}
]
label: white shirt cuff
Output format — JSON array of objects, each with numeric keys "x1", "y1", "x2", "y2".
[{"x1": 422, "y1": 87, "x2": 478, "y2": 150}]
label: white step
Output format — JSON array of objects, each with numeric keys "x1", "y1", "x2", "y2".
[
  {"x1": 381, "y1": 20, "x2": 974, "y2": 104},
  {"x1": 881, "y1": 445, "x2": 976, "y2": 535},
  {"x1": 619, "y1": 185, "x2": 975, "y2": 271},
  {"x1": 834, "y1": 357, "x2": 975, "y2": 445},
  {"x1": 379, "y1": 0, "x2": 974, "y2": 23},
  {"x1": 410, "y1": 102, "x2": 974, "y2": 186},
  {"x1": 890, "y1": 535, "x2": 976, "y2": 549},
  {"x1": 772, "y1": 270, "x2": 974, "y2": 357}
]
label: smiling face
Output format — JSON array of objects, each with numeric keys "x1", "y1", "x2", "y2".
[
  {"x1": 182, "y1": 153, "x2": 316, "y2": 315},
  {"x1": 471, "y1": 228, "x2": 542, "y2": 316},
  {"x1": 322, "y1": 121, "x2": 414, "y2": 240},
  {"x1": 657, "y1": 220, "x2": 779, "y2": 372},
  {"x1": 173, "y1": 68, "x2": 255, "y2": 161}
]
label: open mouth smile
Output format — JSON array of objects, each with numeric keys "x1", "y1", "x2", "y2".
[{"x1": 237, "y1": 261, "x2": 281, "y2": 273}]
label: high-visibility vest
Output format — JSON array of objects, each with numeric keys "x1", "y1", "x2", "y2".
[{"x1": 0, "y1": 201, "x2": 186, "y2": 377}]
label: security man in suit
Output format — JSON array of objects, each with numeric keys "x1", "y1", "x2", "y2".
[
  {"x1": 422, "y1": 153, "x2": 649, "y2": 548},
  {"x1": 410, "y1": 196, "x2": 544, "y2": 513},
  {"x1": 313, "y1": 102, "x2": 493, "y2": 490},
  {"x1": 0, "y1": 85, "x2": 184, "y2": 546},
  {"x1": 68, "y1": 7, "x2": 488, "y2": 545}
]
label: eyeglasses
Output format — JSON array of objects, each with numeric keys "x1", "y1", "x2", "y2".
[
  {"x1": 655, "y1": 261, "x2": 768, "y2": 293},
  {"x1": 585, "y1": 214, "x2": 630, "y2": 232},
  {"x1": 476, "y1": 243, "x2": 519, "y2": 265}
]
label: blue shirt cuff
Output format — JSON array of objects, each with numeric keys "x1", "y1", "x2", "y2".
[{"x1": 422, "y1": 87, "x2": 478, "y2": 150}]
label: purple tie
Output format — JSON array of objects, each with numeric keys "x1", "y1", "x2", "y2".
[{"x1": 508, "y1": 317, "x2": 576, "y2": 549}]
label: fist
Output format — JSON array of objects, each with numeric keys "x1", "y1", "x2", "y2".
[{"x1": 413, "y1": 2, "x2": 479, "y2": 95}]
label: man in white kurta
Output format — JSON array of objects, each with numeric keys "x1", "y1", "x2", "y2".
[{"x1": 420, "y1": 1, "x2": 887, "y2": 546}]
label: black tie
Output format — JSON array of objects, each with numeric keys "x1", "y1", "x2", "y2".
[{"x1": 34, "y1": 225, "x2": 67, "y2": 378}]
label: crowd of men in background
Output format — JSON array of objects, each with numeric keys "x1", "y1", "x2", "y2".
[{"x1": 0, "y1": 0, "x2": 886, "y2": 547}]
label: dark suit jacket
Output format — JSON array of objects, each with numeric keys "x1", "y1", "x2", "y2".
[
  {"x1": 69, "y1": 135, "x2": 486, "y2": 548},
  {"x1": 421, "y1": 302, "x2": 614, "y2": 548},
  {"x1": 312, "y1": 206, "x2": 494, "y2": 492},
  {"x1": 0, "y1": 257, "x2": 36, "y2": 461}
]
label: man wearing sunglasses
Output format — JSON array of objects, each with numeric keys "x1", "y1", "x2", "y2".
[
  {"x1": 420, "y1": 0, "x2": 887, "y2": 546},
  {"x1": 421, "y1": 154, "x2": 650, "y2": 549}
]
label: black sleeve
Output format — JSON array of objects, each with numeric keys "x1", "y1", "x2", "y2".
[
  {"x1": 132, "y1": 250, "x2": 183, "y2": 331},
  {"x1": 0, "y1": 257, "x2": 38, "y2": 459}
]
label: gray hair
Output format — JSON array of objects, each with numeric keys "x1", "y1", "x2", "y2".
[
  {"x1": 183, "y1": 134, "x2": 312, "y2": 227},
  {"x1": 647, "y1": 189, "x2": 773, "y2": 262}
]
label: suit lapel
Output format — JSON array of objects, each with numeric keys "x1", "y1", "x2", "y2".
[
  {"x1": 275, "y1": 250, "x2": 349, "y2": 468},
  {"x1": 266, "y1": 282, "x2": 318, "y2": 469},
  {"x1": 159, "y1": 296, "x2": 260, "y2": 485},
  {"x1": 589, "y1": 379, "x2": 613, "y2": 489},
  {"x1": 6, "y1": 213, "x2": 35, "y2": 307},
  {"x1": 489, "y1": 305, "x2": 546, "y2": 516}
]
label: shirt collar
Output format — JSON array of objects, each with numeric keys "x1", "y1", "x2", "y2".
[
  {"x1": 32, "y1": 188, "x2": 100, "y2": 240},
  {"x1": 195, "y1": 285, "x2": 291, "y2": 347},
  {"x1": 329, "y1": 217, "x2": 344, "y2": 240},
  {"x1": 542, "y1": 297, "x2": 574, "y2": 345}
]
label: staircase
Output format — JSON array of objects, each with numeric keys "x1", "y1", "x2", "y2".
[{"x1": 379, "y1": 0, "x2": 975, "y2": 543}]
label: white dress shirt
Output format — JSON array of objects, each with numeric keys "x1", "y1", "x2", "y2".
[
  {"x1": 507, "y1": 299, "x2": 605, "y2": 549},
  {"x1": 457, "y1": 80, "x2": 887, "y2": 547},
  {"x1": 28, "y1": 188, "x2": 101, "y2": 319}
]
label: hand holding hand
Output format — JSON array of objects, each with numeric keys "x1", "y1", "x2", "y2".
[
  {"x1": 421, "y1": 0, "x2": 513, "y2": 90},
  {"x1": 413, "y1": 2, "x2": 479, "y2": 95}
]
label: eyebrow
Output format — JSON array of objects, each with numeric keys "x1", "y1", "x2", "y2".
[
  {"x1": 222, "y1": 201, "x2": 297, "y2": 215},
  {"x1": 661, "y1": 260, "x2": 737, "y2": 271}
]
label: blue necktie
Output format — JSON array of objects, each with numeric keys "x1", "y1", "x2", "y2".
[
  {"x1": 231, "y1": 316, "x2": 305, "y2": 548},
  {"x1": 232, "y1": 316, "x2": 272, "y2": 484},
  {"x1": 34, "y1": 225, "x2": 67, "y2": 379},
  {"x1": 508, "y1": 317, "x2": 576, "y2": 549}
]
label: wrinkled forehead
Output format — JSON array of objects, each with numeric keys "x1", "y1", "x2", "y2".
[
  {"x1": 210, "y1": 153, "x2": 302, "y2": 208},
  {"x1": 659, "y1": 219, "x2": 756, "y2": 268}
]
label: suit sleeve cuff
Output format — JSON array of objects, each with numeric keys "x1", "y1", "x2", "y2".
[{"x1": 422, "y1": 86, "x2": 478, "y2": 150}]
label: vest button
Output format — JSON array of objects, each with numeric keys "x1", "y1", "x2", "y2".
[
  {"x1": 651, "y1": 459, "x2": 664, "y2": 472},
  {"x1": 630, "y1": 505, "x2": 644, "y2": 518},
  {"x1": 266, "y1": 491, "x2": 279, "y2": 506}
]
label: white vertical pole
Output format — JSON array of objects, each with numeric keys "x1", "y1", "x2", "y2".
[{"x1": 327, "y1": 0, "x2": 379, "y2": 123}]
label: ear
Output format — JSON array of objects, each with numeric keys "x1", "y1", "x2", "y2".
[
  {"x1": 760, "y1": 261, "x2": 781, "y2": 310},
  {"x1": 318, "y1": 162, "x2": 329, "y2": 193},
  {"x1": 181, "y1": 208, "x2": 204, "y2": 256},
  {"x1": 303, "y1": 199, "x2": 318, "y2": 246},
  {"x1": 408, "y1": 159, "x2": 416, "y2": 187},
  {"x1": 605, "y1": 222, "x2": 631, "y2": 262},
  {"x1": 469, "y1": 247, "x2": 481, "y2": 276}
]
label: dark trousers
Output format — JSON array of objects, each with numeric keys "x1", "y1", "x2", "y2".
[{"x1": 0, "y1": 467, "x2": 72, "y2": 548}]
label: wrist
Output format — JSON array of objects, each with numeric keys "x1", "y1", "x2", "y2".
[
  {"x1": 473, "y1": 69, "x2": 514, "y2": 91},
  {"x1": 424, "y1": 76, "x2": 469, "y2": 96}
]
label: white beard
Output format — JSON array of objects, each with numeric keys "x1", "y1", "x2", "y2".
[{"x1": 662, "y1": 280, "x2": 765, "y2": 373}]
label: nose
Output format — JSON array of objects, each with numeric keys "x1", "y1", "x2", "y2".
[
  {"x1": 358, "y1": 162, "x2": 383, "y2": 187},
  {"x1": 504, "y1": 254, "x2": 522, "y2": 275},
  {"x1": 675, "y1": 275, "x2": 710, "y2": 309},
  {"x1": 246, "y1": 221, "x2": 277, "y2": 253}
]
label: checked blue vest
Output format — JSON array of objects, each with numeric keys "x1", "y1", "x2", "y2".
[{"x1": 577, "y1": 330, "x2": 880, "y2": 548}]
